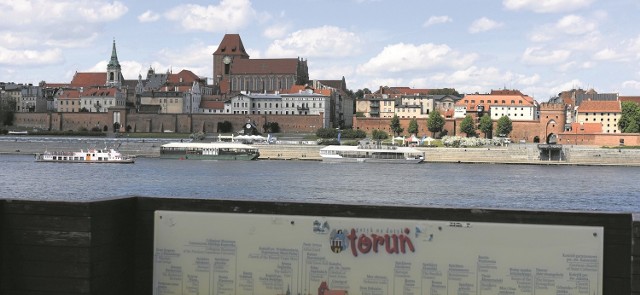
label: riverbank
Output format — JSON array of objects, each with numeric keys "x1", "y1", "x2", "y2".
[{"x1": 2, "y1": 136, "x2": 640, "y2": 166}]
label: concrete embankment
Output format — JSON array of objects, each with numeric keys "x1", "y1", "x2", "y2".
[{"x1": 2, "y1": 137, "x2": 640, "y2": 166}]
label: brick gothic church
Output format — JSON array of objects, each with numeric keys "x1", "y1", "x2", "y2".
[{"x1": 212, "y1": 34, "x2": 309, "y2": 95}]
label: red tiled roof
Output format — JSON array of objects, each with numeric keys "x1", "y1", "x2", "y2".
[
  {"x1": 577, "y1": 100, "x2": 621, "y2": 112},
  {"x1": 490, "y1": 89, "x2": 523, "y2": 95},
  {"x1": 456, "y1": 92, "x2": 535, "y2": 111},
  {"x1": 70, "y1": 72, "x2": 105, "y2": 88},
  {"x1": 200, "y1": 101, "x2": 224, "y2": 109},
  {"x1": 214, "y1": 34, "x2": 249, "y2": 58},
  {"x1": 58, "y1": 89, "x2": 80, "y2": 99},
  {"x1": 167, "y1": 69, "x2": 201, "y2": 84},
  {"x1": 619, "y1": 96, "x2": 640, "y2": 104},
  {"x1": 43, "y1": 83, "x2": 69, "y2": 88},
  {"x1": 81, "y1": 87, "x2": 117, "y2": 97},
  {"x1": 279, "y1": 85, "x2": 331, "y2": 96},
  {"x1": 231, "y1": 58, "x2": 299, "y2": 75}
]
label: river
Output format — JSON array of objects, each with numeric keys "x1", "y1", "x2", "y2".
[{"x1": 1, "y1": 154, "x2": 638, "y2": 213}]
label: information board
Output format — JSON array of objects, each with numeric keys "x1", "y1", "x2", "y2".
[{"x1": 153, "y1": 211, "x2": 603, "y2": 295}]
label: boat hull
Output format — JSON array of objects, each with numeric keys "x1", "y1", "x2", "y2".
[
  {"x1": 35, "y1": 158, "x2": 135, "y2": 164},
  {"x1": 35, "y1": 148, "x2": 135, "y2": 164},
  {"x1": 159, "y1": 153, "x2": 259, "y2": 161},
  {"x1": 321, "y1": 157, "x2": 423, "y2": 164},
  {"x1": 159, "y1": 141, "x2": 260, "y2": 161}
]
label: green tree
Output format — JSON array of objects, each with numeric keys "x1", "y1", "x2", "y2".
[
  {"x1": 407, "y1": 118, "x2": 419, "y2": 134},
  {"x1": 619, "y1": 101, "x2": 640, "y2": 133},
  {"x1": 427, "y1": 111, "x2": 445, "y2": 138},
  {"x1": 263, "y1": 122, "x2": 280, "y2": 133},
  {"x1": 316, "y1": 128, "x2": 338, "y2": 138},
  {"x1": 496, "y1": 116, "x2": 513, "y2": 137},
  {"x1": 353, "y1": 88, "x2": 372, "y2": 99},
  {"x1": 459, "y1": 115, "x2": 476, "y2": 137},
  {"x1": 478, "y1": 114, "x2": 493, "y2": 138},
  {"x1": 217, "y1": 121, "x2": 233, "y2": 133},
  {"x1": 371, "y1": 129, "x2": 388, "y2": 141},
  {"x1": 0, "y1": 99, "x2": 16, "y2": 126},
  {"x1": 390, "y1": 114, "x2": 403, "y2": 136}
]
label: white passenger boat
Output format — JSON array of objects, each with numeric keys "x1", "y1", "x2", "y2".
[
  {"x1": 319, "y1": 144, "x2": 425, "y2": 164},
  {"x1": 35, "y1": 148, "x2": 135, "y2": 164},
  {"x1": 160, "y1": 142, "x2": 260, "y2": 160}
]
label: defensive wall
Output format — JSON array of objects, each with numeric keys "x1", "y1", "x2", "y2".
[
  {"x1": 0, "y1": 197, "x2": 637, "y2": 294},
  {"x1": 14, "y1": 112, "x2": 324, "y2": 134}
]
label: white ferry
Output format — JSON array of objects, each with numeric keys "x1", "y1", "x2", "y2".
[
  {"x1": 35, "y1": 148, "x2": 135, "y2": 164},
  {"x1": 319, "y1": 144, "x2": 425, "y2": 164},
  {"x1": 160, "y1": 142, "x2": 260, "y2": 160}
]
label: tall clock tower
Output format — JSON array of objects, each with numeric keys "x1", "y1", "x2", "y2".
[{"x1": 212, "y1": 34, "x2": 250, "y2": 93}]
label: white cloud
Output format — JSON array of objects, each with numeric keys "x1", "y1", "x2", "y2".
[
  {"x1": 138, "y1": 10, "x2": 160, "y2": 23},
  {"x1": 164, "y1": 0, "x2": 256, "y2": 32},
  {"x1": 357, "y1": 43, "x2": 477, "y2": 76},
  {"x1": 522, "y1": 47, "x2": 571, "y2": 65},
  {"x1": 0, "y1": 32, "x2": 39, "y2": 49},
  {"x1": 518, "y1": 74, "x2": 541, "y2": 86},
  {"x1": 429, "y1": 67, "x2": 522, "y2": 92},
  {"x1": 0, "y1": 1, "x2": 128, "y2": 26},
  {"x1": 593, "y1": 48, "x2": 623, "y2": 61},
  {"x1": 266, "y1": 26, "x2": 361, "y2": 58},
  {"x1": 263, "y1": 24, "x2": 290, "y2": 39},
  {"x1": 78, "y1": 1, "x2": 128, "y2": 22},
  {"x1": 468, "y1": 17, "x2": 503, "y2": 34},
  {"x1": 621, "y1": 80, "x2": 640, "y2": 91},
  {"x1": 309, "y1": 63, "x2": 355, "y2": 81},
  {"x1": 555, "y1": 15, "x2": 597, "y2": 35},
  {"x1": 503, "y1": 0, "x2": 595, "y2": 13},
  {"x1": 548, "y1": 79, "x2": 585, "y2": 95},
  {"x1": 423, "y1": 16, "x2": 452, "y2": 28},
  {"x1": 156, "y1": 43, "x2": 218, "y2": 69},
  {"x1": 0, "y1": 47, "x2": 63, "y2": 66}
]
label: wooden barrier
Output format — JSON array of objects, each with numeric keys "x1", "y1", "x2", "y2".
[{"x1": 0, "y1": 197, "x2": 637, "y2": 294}]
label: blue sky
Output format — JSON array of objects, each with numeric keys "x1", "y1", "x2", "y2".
[{"x1": 1, "y1": 0, "x2": 640, "y2": 100}]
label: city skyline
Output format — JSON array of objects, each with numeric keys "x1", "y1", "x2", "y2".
[{"x1": 1, "y1": 0, "x2": 640, "y2": 99}]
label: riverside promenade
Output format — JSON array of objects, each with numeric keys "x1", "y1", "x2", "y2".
[{"x1": 2, "y1": 136, "x2": 640, "y2": 165}]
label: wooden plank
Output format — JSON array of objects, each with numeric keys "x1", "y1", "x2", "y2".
[
  {"x1": 3, "y1": 229, "x2": 91, "y2": 247},
  {"x1": 2, "y1": 261, "x2": 89, "y2": 278},
  {"x1": 1, "y1": 276, "x2": 90, "y2": 293},
  {"x1": 2, "y1": 245, "x2": 90, "y2": 263},
  {"x1": 3, "y1": 214, "x2": 91, "y2": 231},
  {"x1": 3, "y1": 201, "x2": 91, "y2": 217}
]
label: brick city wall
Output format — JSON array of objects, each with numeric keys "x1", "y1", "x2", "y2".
[
  {"x1": 14, "y1": 112, "x2": 324, "y2": 134},
  {"x1": 352, "y1": 117, "x2": 550, "y2": 141}
]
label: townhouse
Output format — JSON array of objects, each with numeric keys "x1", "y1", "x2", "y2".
[
  {"x1": 575, "y1": 100, "x2": 621, "y2": 133},
  {"x1": 454, "y1": 89, "x2": 538, "y2": 121}
]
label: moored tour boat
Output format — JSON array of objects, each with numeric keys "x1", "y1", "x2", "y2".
[
  {"x1": 160, "y1": 142, "x2": 260, "y2": 160},
  {"x1": 319, "y1": 143, "x2": 425, "y2": 164},
  {"x1": 35, "y1": 148, "x2": 135, "y2": 164}
]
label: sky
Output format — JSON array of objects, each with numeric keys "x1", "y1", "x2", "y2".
[{"x1": 1, "y1": 0, "x2": 640, "y2": 101}]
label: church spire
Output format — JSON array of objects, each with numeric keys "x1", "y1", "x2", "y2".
[
  {"x1": 107, "y1": 39, "x2": 121, "y2": 70},
  {"x1": 106, "y1": 39, "x2": 122, "y2": 87}
]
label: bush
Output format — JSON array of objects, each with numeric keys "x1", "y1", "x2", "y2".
[
  {"x1": 316, "y1": 128, "x2": 338, "y2": 139},
  {"x1": 340, "y1": 129, "x2": 366, "y2": 139},
  {"x1": 316, "y1": 138, "x2": 340, "y2": 145}
]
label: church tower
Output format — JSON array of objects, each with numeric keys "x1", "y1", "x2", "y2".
[{"x1": 106, "y1": 39, "x2": 122, "y2": 87}]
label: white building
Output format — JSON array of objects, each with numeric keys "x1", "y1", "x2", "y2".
[{"x1": 225, "y1": 90, "x2": 331, "y2": 127}]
